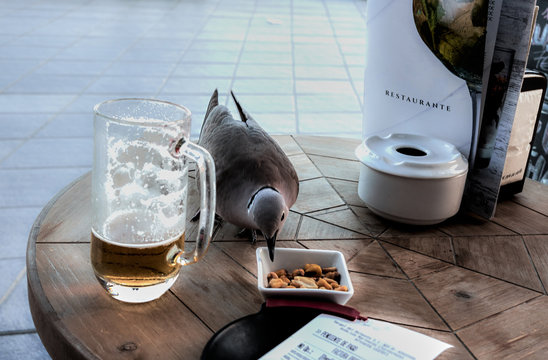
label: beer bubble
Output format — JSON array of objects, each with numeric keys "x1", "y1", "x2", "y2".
[
  {"x1": 101, "y1": 129, "x2": 186, "y2": 247},
  {"x1": 112, "y1": 165, "x2": 133, "y2": 188}
]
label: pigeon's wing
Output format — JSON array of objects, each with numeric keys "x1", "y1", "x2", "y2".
[
  {"x1": 225, "y1": 95, "x2": 299, "y2": 208},
  {"x1": 230, "y1": 91, "x2": 249, "y2": 125},
  {"x1": 198, "y1": 106, "x2": 236, "y2": 148},
  {"x1": 251, "y1": 128, "x2": 299, "y2": 207},
  {"x1": 218, "y1": 124, "x2": 299, "y2": 209},
  {"x1": 202, "y1": 121, "x2": 263, "y2": 227},
  {"x1": 230, "y1": 91, "x2": 265, "y2": 130}
]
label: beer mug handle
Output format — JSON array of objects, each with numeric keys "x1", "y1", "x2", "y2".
[{"x1": 171, "y1": 139, "x2": 216, "y2": 265}]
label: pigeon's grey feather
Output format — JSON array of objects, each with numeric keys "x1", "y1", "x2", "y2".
[
  {"x1": 198, "y1": 90, "x2": 299, "y2": 260},
  {"x1": 201, "y1": 88, "x2": 219, "y2": 134},
  {"x1": 231, "y1": 91, "x2": 249, "y2": 125}
]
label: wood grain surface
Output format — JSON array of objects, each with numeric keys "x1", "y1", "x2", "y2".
[{"x1": 27, "y1": 136, "x2": 548, "y2": 359}]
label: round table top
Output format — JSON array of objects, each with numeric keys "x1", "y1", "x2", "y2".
[{"x1": 27, "y1": 135, "x2": 548, "y2": 359}]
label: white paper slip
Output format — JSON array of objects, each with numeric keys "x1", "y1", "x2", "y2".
[{"x1": 259, "y1": 314, "x2": 452, "y2": 360}]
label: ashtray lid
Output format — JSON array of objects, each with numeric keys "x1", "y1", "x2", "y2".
[{"x1": 355, "y1": 133, "x2": 468, "y2": 179}]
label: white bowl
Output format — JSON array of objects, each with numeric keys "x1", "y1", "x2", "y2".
[{"x1": 256, "y1": 247, "x2": 354, "y2": 305}]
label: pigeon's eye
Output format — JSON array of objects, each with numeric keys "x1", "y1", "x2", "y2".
[{"x1": 281, "y1": 213, "x2": 285, "y2": 221}]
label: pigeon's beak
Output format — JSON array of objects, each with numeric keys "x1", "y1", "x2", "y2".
[{"x1": 266, "y1": 231, "x2": 278, "y2": 261}]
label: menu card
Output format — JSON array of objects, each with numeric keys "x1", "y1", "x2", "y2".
[
  {"x1": 259, "y1": 314, "x2": 451, "y2": 360},
  {"x1": 362, "y1": 0, "x2": 538, "y2": 219}
]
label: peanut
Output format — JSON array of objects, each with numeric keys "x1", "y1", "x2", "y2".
[
  {"x1": 304, "y1": 263, "x2": 322, "y2": 277},
  {"x1": 291, "y1": 268, "x2": 305, "y2": 277},
  {"x1": 316, "y1": 278, "x2": 333, "y2": 290},
  {"x1": 292, "y1": 276, "x2": 318, "y2": 289},
  {"x1": 275, "y1": 269, "x2": 288, "y2": 278},
  {"x1": 266, "y1": 264, "x2": 348, "y2": 292},
  {"x1": 269, "y1": 278, "x2": 287, "y2": 288},
  {"x1": 267, "y1": 272, "x2": 278, "y2": 282},
  {"x1": 324, "y1": 271, "x2": 341, "y2": 283}
]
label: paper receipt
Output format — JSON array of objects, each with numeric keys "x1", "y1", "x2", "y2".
[{"x1": 259, "y1": 314, "x2": 451, "y2": 360}]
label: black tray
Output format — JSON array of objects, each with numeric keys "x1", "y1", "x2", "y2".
[{"x1": 201, "y1": 299, "x2": 365, "y2": 360}]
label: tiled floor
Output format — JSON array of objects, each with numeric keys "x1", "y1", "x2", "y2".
[{"x1": 0, "y1": 0, "x2": 366, "y2": 358}]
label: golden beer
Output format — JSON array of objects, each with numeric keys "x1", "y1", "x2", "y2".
[{"x1": 91, "y1": 231, "x2": 184, "y2": 288}]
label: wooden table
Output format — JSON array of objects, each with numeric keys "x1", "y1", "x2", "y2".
[{"x1": 27, "y1": 136, "x2": 548, "y2": 359}]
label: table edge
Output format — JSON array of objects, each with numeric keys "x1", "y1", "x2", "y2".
[{"x1": 26, "y1": 171, "x2": 97, "y2": 360}]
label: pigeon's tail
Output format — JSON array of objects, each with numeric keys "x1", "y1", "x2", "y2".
[
  {"x1": 199, "y1": 89, "x2": 219, "y2": 140},
  {"x1": 205, "y1": 89, "x2": 219, "y2": 121},
  {"x1": 230, "y1": 91, "x2": 249, "y2": 125}
]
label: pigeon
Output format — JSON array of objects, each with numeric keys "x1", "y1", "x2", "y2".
[{"x1": 198, "y1": 89, "x2": 299, "y2": 261}]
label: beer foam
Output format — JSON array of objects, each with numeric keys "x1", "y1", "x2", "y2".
[{"x1": 101, "y1": 127, "x2": 187, "y2": 246}]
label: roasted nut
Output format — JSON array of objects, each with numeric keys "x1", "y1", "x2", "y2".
[
  {"x1": 304, "y1": 263, "x2": 322, "y2": 277},
  {"x1": 316, "y1": 278, "x2": 333, "y2": 290},
  {"x1": 292, "y1": 276, "x2": 318, "y2": 289},
  {"x1": 267, "y1": 264, "x2": 346, "y2": 292},
  {"x1": 324, "y1": 271, "x2": 341, "y2": 283},
  {"x1": 275, "y1": 269, "x2": 288, "y2": 278},
  {"x1": 267, "y1": 272, "x2": 278, "y2": 282},
  {"x1": 291, "y1": 268, "x2": 305, "y2": 277},
  {"x1": 269, "y1": 278, "x2": 287, "y2": 288}
]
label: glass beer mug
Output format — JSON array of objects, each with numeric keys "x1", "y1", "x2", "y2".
[{"x1": 91, "y1": 98, "x2": 216, "y2": 303}]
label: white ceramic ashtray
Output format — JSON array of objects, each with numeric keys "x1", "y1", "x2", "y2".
[
  {"x1": 355, "y1": 133, "x2": 468, "y2": 225},
  {"x1": 256, "y1": 247, "x2": 354, "y2": 305}
]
